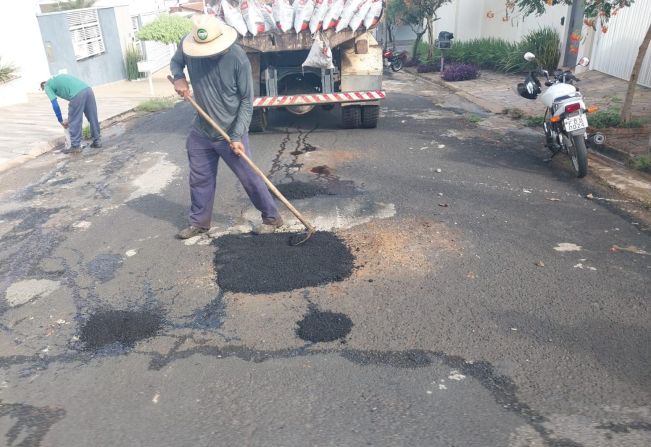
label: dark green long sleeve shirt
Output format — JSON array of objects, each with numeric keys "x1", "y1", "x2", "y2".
[{"x1": 170, "y1": 43, "x2": 253, "y2": 142}]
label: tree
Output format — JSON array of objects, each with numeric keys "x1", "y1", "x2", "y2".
[
  {"x1": 53, "y1": 0, "x2": 97, "y2": 11},
  {"x1": 516, "y1": 0, "x2": 648, "y2": 124},
  {"x1": 387, "y1": 0, "x2": 451, "y2": 60},
  {"x1": 410, "y1": 0, "x2": 452, "y2": 60},
  {"x1": 136, "y1": 15, "x2": 193, "y2": 46},
  {"x1": 387, "y1": 0, "x2": 427, "y2": 58}
]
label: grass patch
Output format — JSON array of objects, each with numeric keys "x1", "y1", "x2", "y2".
[
  {"x1": 125, "y1": 44, "x2": 144, "y2": 81},
  {"x1": 524, "y1": 115, "x2": 545, "y2": 127},
  {"x1": 466, "y1": 114, "x2": 483, "y2": 124},
  {"x1": 0, "y1": 57, "x2": 18, "y2": 84},
  {"x1": 82, "y1": 124, "x2": 91, "y2": 139},
  {"x1": 590, "y1": 109, "x2": 644, "y2": 129},
  {"x1": 136, "y1": 97, "x2": 176, "y2": 113},
  {"x1": 626, "y1": 155, "x2": 651, "y2": 173}
]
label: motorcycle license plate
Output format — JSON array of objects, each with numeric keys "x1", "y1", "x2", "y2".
[{"x1": 563, "y1": 115, "x2": 588, "y2": 132}]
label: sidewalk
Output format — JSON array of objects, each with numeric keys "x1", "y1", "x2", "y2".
[
  {"x1": 406, "y1": 68, "x2": 651, "y2": 158},
  {"x1": 405, "y1": 67, "x2": 651, "y2": 205},
  {"x1": 0, "y1": 69, "x2": 175, "y2": 173}
]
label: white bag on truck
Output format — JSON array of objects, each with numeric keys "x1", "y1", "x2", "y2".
[
  {"x1": 241, "y1": 0, "x2": 265, "y2": 36},
  {"x1": 302, "y1": 34, "x2": 334, "y2": 69},
  {"x1": 272, "y1": 0, "x2": 294, "y2": 33},
  {"x1": 293, "y1": 0, "x2": 315, "y2": 34},
  {"x1": 322, "y1": 0, "x2": 343, "y2": 31},
  {"x1": 363, "y1": 0, "x2": 382, "y2": 29},
  {"x1": 335, "y1": 0, "x2": 363, "y2": 32},
  {"x1": 222, "y1": 0, "x2": 248, "y2": 36},
  {"x1": 309, "y1": 0, "x2": 329, "y2": 34},
  {"x1": 259, "y1": 2, "x2": 277, "y2": 32},
  {"x1": 347, "y1": 0, "x2": 371, "y2": 32}
]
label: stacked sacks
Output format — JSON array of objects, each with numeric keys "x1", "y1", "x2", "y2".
[
  {"x1": 347, "y1": 0, "x2": 372, "y2": 32},
  {"x1": 221, "y1": 0, "x2": 381, "y2": 36},
  {"x1": 293, "y1": 0, "x2": 315, "y2": 33},
  {"x1": 241, "y1": 0, "x2": 265, "y2": 36},
  {"x1": 322, "y1": 0, "x2": 344, "y2": 31},
  {"x1": 273, "y1": 0, "x2": 294, "y2": 32},
  {"x1": 363, "y1": 0, "x2": 382, "y2": 29},
  {"x1": 222, "y1": 0, "x2": 248, "y2": 36},
  {"x1": 309, "y1": 0, "x2": 330, "y2": 34}
]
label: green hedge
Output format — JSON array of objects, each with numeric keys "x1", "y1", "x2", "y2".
[
  {"x1": 136, "y1": 15, "x2": 192, "y2": 45},
  {"x1": 417, "y1": 27, "x2": 561, "y2": 73}
]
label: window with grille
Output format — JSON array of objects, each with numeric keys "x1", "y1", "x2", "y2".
[{"x1": 66, "y1": 9, "x2": 105, "y2": 61}]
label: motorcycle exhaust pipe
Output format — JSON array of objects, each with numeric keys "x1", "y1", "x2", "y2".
[{"x1": 589, "y1": 132, "x2": 606, "y2": 145}]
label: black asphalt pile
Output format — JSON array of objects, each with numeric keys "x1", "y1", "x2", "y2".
[
  {"x1": 272, "y1": 181, "x2": 329, "y2": 200},
  {"x1": 296, "y1": 307, "x2": 353, "y2": 343},
  {"x1": 214, "y1": 231, "x2": 354, "y2": 294},
  {"x1": 79, "y1": 309, "x2": 163, "y2": 351}
]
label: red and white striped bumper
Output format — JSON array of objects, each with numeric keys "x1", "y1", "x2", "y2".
[{"x1": 253, "y1": 91, "x2": 386, "y2": 108}]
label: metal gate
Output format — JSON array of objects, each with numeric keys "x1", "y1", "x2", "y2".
[{"x1": 590, "y1": 0, "x2": 651, "y2": 87}]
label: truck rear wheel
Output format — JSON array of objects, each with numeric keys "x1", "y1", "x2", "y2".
[
  {"x1": 250, "y1": 109, "x2": 267, "y2": 133},
  {"x1": 361, "y1": 105, "x2": 379, "y2": 128},
  {"x1": 341, "y1": 106, "x2": 362, "y2": 129}
]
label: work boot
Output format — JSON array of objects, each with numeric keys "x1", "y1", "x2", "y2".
[
  {"x1": 90, "y1": 141, "x2": 102, "y2": 149},
  {"x1": 176, "y1": 225, "x2": 208, "y2": 239},
  {"x1": 252, "y1": 218, "x2": 284, "y2": 235},
  {"x1": 62, "y1": 145, "x2": 82, "y2": 154}
]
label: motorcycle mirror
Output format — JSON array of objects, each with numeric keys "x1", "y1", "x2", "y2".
[
  {"x1": 578, "y1": 57, "x2": 590, "y2": 67},
  {"x1": 524, "y1": 52, "x2": 536, "y2": 62}
]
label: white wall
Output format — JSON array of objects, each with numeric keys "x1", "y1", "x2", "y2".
[
  {"x1": 434, "y1": 0, "x2": 570, "y2": 44},
  {"x1": 0, "y1": 1, "x2": 51, "y2": 103},
  {"x1": 589, "y1": 0, "x2": 651, "y2": 87}
]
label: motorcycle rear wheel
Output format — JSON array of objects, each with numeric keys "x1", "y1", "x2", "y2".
[
  {"x1": 391, "y1": 58, "x2": 403, "y2": 72},
  {"x1": 566, "y1": 134, "x2": 588, "y2": 178}
]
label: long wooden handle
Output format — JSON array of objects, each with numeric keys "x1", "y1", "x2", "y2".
[{"x1": 169, "y1": 76, "x2": 315, "y2": 233}]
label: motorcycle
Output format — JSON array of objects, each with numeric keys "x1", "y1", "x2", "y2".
[
  {"x1": 516, "y1": 52, "x2": 604, "y2": 178},
  {"x1": 383, "y1": 49, "x2": 403, "y2": 72}
]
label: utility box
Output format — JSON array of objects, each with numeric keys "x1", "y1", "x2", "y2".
[{"x1": 436, "y1": 31, "x2": 454, "y2": 49}]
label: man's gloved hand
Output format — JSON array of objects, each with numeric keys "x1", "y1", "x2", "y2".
[
  {"x1": 173, "y1": 78, "x2": 191, "y2": 98},
  {"x1": 230, "y1": 141, "x2": 245, "y2": 157},
  {"x1": 61, "y1": 120, "x2": 69, "y2": 129}
]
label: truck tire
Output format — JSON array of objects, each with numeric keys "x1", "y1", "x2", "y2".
[
  {"x1": 341, "y1": 106, "x2": 362, "y2": 129},
  {"x1": 250, "y1": 109, "x2": 267, "y2": 133},
  {"x1": 361, "y1": 105, "x2": 379, "y2": 128}
]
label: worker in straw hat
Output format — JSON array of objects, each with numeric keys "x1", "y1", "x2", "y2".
[{"x1": 170, "y1": 14, "x2": 283, "y2": 239}]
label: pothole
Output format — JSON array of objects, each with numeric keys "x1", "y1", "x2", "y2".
[
  {"x1": 273, "y1": 181, "x2": 330, "y2": 200},
  {"x1": 296, "y1": 306, "x2": 353, "y2": 343},
  {"x1": 86, "y1": 253, "x2": 122, "y2": 282},
  {"x1": 214, "y1": 231, "x2": 354, "y2": 293},
  {"x1": 79, "y1": 310, "x2": 163, "y2": 351}
]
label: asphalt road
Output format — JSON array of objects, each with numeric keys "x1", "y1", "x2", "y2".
[{"x1": 0, "y1": 71, "x2": 649, "y2": 447}]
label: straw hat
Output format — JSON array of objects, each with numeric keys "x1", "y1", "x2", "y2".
[{"x1": 182, "y1": 14, "x2": 237, "y2": 58}]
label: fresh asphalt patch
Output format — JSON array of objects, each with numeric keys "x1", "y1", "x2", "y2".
[
  {"x1": 214, "y1": 231, "x2": 354, "y2": 294},
  {"x1": 79, "y1": 309, "x2": 163, "y2": 351},
  {"x1": 295, "y1": 305, "x2": 353, "y2": 343},
  {"x1": 272, "y1": 181, "x2": 329, "y2": 200}
]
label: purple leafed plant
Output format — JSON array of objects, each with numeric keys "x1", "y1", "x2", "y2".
[
  {"x1": 442, "y1": 63, "x2": 479, "y2": 81},
  {"x1": 416, "y1": 62, "x2": 441, "y2": 73}
]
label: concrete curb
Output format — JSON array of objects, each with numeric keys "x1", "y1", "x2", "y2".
[
  {"x1": 0, "y1": 107, "x2": 139, "y2": 174},
  {"x1": 403, "y1": 68, "x2": 501, "y2": 114},
  {"x1": 403, "y1": 68, "x2": 651, "y2": 205}
]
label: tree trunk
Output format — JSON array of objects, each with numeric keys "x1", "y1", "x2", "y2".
[
  {"x1": 621, "y1": 23, "x2": 651, "y2": 123},
  {"x1": 426, "y1": 17, "x2": 435, "y2": 60},
  {"x1": 412, "y1": 30, "x2": 426, "y2": 61}
]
